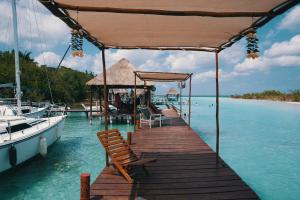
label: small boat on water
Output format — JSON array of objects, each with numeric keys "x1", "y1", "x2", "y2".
[
  {"x1": 0, "y1": 84, "x2": 50, "y2": 118},
  {"x1": 0, "y1": 0, "x2": 66, "y2": 173},
  {"x1": 0, "y1": 112, "x2": 66, "y2": 172}
]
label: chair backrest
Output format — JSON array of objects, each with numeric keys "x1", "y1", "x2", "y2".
[
  {"x1": 140, "y1": 108, "x2": 151, "y2": 119},
  {"x1": 97, "y1": 129, "x2": 138, "y2": 166}
]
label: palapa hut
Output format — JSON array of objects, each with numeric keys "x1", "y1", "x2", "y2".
[
  {"x1": 166, "y1": 87, "x2": 179, "y2": 101},
  {"x1": 86, "y1": 58, "x2": 151, "y2": 89},
  {"x1": 86, "y1": 58, "x2": 153, "y2": 113}
]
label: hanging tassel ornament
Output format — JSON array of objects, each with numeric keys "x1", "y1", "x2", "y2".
[
  {"x1": 246, "y1": 28, "x2": 259, "y2": 59},
  {"x1": 71, "y1": 29, "x2": 84, "y2": 57}
]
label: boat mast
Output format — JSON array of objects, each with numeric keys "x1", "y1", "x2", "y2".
[{"x1": 11, "y1": 0, "x2": 22, "y2": 115}]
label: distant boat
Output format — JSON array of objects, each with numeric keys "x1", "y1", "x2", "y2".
[
  {"x1": 0, "y1": 84, "x2": 49, "y2": 118},
  {"x1": 0, "y1": 0, "x2": 66, "y2": 173}
]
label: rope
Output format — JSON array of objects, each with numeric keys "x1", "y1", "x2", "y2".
[{"x1": 31, "y1": 0, "x2": 54, "y2": 104}]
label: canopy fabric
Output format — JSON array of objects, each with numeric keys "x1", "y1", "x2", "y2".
[
  {"x1": 135, "y1": 71, "x2": 191, "y2": 82},
  {"x1": 86, "y1": 58, "x2": 152, "y2": 88},
  {"x1": 39, "y1": 0, "x2": 297, "y2": 51}
]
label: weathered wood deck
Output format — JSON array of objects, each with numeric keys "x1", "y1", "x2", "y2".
[{"x1": 90, "y1": 118, "x2": 259, "y2": 200}]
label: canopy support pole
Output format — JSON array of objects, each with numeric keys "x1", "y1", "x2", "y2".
[
  {"x1": 99, "y1": 87, "x2": 102, "y2": 112},
  {"x1": 215, "y1": 50, "x2": 220, "y2": 164},
  {"x1": 188, "y1": 75, "x2": 192, "y2": 128},
  {"x1": 144, "y1": 81, "x2": 146, "y2": 106},
  {"x1": 101, "y1": 48, "x2": 109, "y2": 167},
  {"x1": 89, "y1": 86, "x2": 92, "y2": 123},
  {"x1": 180, "y1": 82, "x2": 182, "y2": 118},
  {"x1": 134, "y1": 73, "x2": 137, "y2": 130}
]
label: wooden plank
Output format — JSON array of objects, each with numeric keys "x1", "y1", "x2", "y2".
[{"x1": 90, "y1": 119, "x2": 259, "y2": 200}]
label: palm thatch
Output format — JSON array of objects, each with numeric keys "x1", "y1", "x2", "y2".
[
  {"x1": 86, "y1": 58, "x2": 152, "y2": 88},
  {"x1": 166, "y1": 88, "x2": 178, "y2": 95}
]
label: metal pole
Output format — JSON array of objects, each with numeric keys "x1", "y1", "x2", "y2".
[
  {"x1": 188, "y1": 75, "x2": 192, "y2": 128},
  {"x1": 101, "y1": 48, "x2": 109, "y2": 167},
  {"x1": 11, "y1": 0, "x2": 22, "y2": 115},
  {"x1": 99, "y1": 86, "x2": 102, "y2": 112},
  {"x1": 144, "y1": 81, "x2": 146, "y2": 106},
  {"x1": 215, "y1": 50, "x2": 220, "y2": 164},
  {"x1": 134, "y1": 73, "x2": 137, "y2": 130},
  {"x1": 180, "y1": 82, "x2": 182, "y2": 118},
  {"x1": 89, "y1": 86, "x2": 92, "y2": 122}
]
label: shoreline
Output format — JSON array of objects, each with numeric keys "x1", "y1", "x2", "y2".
[{"x1": 230, "y1": 97, "x2": 300, "y2": 105}]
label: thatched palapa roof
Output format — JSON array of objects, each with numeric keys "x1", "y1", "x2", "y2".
[
  {"x1": 86, "y1": 58, "x2": 152, "y2": 88},
  {"x1": 166, "y1": 88, "x2": 179, "y2": 95}
]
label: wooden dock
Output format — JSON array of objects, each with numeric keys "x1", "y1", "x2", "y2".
[{"x1": 89, "y1": 118, "x2": 259, "y2": 200}]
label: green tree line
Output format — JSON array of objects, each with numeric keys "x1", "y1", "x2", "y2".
[
  {"x1": 0, "y1": 51, "x2": 94, "y2": 103},
  {"x1": 231, "y1": 90, "x2": 300, "y2": 102}
]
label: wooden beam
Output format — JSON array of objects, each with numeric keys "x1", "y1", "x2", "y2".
[
  {"x1": 180, "y1": 82, "x2": 182, "y2": 118},
  {"x1": 57, "y1": 3, "x2": 268, "y2": 17},
  {"x1": 89, "y1": 86, "x2": 92, "y2": 122},
  {"x1": 101, "y1": 48, "x2": 109, "y2": 167},
  {"x1": 215, "y1": 50, "x2": 220, "y2": 164},
  {"x1": 134, "y1": 73, "x2": 137, "y2": 131},
  {"x1": 188, "y1": 75, "x2": 192, "y2": 129}
]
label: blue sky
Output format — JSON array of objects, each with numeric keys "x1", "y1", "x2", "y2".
[{"x1": 0, "y1": 0, "x2": 300, "y2": 95}]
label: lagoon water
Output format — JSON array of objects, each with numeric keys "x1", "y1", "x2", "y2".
[{"x1": 0, "y1": 97, "x2": 300, "y2": 199}]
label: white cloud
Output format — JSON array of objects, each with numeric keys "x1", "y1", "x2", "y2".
[
  {"x1": 194, "y1": 69, "x2": 238, "y2": 82},
  {"x1": 0, "y1": 0, "x2": 69, "y2": 51},
  {"x1": 193, "y1": 34, "x2": 300, "y2": 82},
  {"x1": 165, "y1": 52, "x2": 213, "y2": 71},
  {"x1": 234, "y1": 34, "x2": 300, "y2": 74},
  {"x1": 194, "y1": 70, "x2": 216, "y2": 82},
  {"x1": 35, "y1": 51, "x2": 60, "y2": 67},
  {"x1": 279, "y1": 6, "x2": 300, "y2": 31},
  {"x1": 264, "y1": 35, "x2": 300, "y2": 57}
]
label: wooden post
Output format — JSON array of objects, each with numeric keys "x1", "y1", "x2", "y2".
[
  {"x1": 101, "y1": 48, "x2": 109, "y2": 167},
  {"x1": 134, "y1": 73, "x2": 137, "y2": 131},
  {"x1": 80, "y1": 173, "x2": 90, "y2": 200},
  {"x1": 144, "y1": 81, "x2": 146, "y2": 106},
  {"x1": 127, "y1": 132, "x2": 132, "y2": 145},
  {"x1": 99, "y1": 86, "x2": 102, "y2": 112},
  {"x1": 180, "y1": 82, "x2": 182, "y2": 118},
  {"x1": 188, "y1": 75, "x2": 192, "y2": 128},
  {"x1": 215, "y1": 50, "x2": 220, "y2": 164},
  {"x1": 89, "y1": 86, "x2": 92, "y2": 123}
]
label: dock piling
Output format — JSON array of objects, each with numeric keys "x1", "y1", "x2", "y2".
[
  {"x1": 127, "y1": 132, "x2": 132, "y2": 145},
  {"x1": 80, "y1": 173, "x2": 90, "y2": 200}
]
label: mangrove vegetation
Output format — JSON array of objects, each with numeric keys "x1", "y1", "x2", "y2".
[
  {"x1": 0, "y1": 51, "x2": 94, "y2": 103},
  {"x1": 231, "y1": 90, "x2": 300, "y2": 102}
]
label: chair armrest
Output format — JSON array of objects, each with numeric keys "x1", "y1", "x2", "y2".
[{"x1": 150, "y1": 113, "x2": 161, "y2": 117}]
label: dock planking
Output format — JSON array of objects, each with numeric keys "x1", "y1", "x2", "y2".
[{"x1": 90, "y1": 118, "x2": 259, "y2": 200}]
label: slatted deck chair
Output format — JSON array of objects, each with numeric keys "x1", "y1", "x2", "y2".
[
  {"x1": 97, "y1": 129, "x2": 156, "y2": 183},
  {"x1": 139, "y1": 107, "x2": 162, "y2": 128}
]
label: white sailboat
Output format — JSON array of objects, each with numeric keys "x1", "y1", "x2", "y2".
[{"x1": 0, "y1": 0, "x2": 66, "y2": 173}]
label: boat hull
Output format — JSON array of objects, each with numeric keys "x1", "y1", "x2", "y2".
[{"x1": 0, "y1": 116, "x2": 65, "y2": 172}]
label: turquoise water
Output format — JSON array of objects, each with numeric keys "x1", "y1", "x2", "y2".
[
  {"x1": 0, "y1": 97, "x2": 300, "y2": 199},
  {"x1": 0, "y1": 113, "x2": 133, "y2": 199},
  {"x1": 185, "y1": 97, "x2": 300, "y2": 200}
]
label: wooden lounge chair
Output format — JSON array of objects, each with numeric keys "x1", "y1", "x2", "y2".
[{"x1": 97, "y1": 129, "x2": 156, "y2": 183}]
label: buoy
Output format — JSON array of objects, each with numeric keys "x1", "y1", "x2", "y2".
[
  {"x1": 39, "y1": 137, "x2": 47, "y2": 157},
  {"x1": 9, "y1": 146, "x2": 17, "y2": 166}
]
